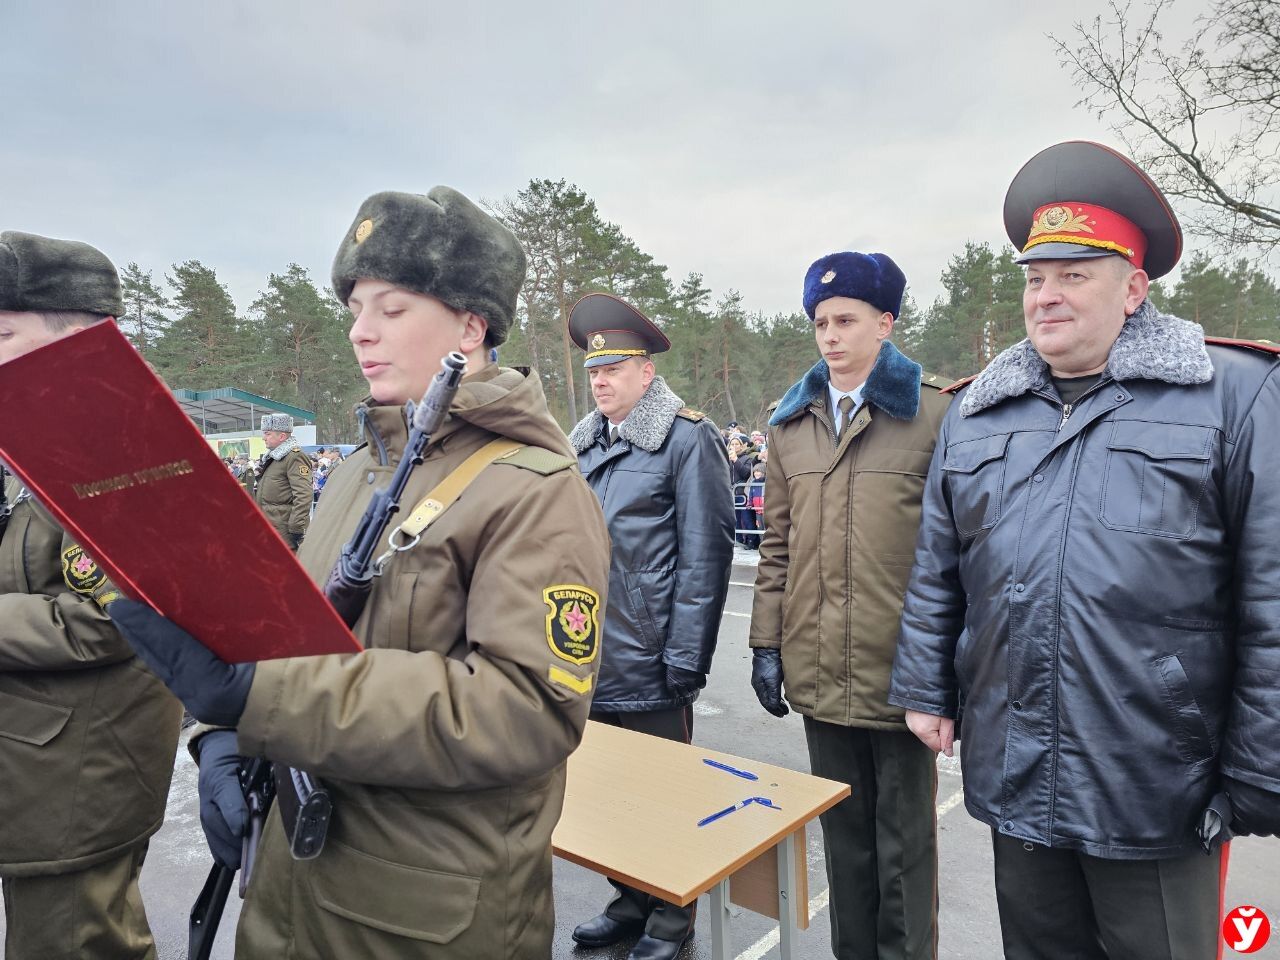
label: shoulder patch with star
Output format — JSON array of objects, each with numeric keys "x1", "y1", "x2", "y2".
[
  {"x1": 62, "y1": 544, "x2": 106, "y2": 596},
  {"x1": 543, "y1": 584, "x2": 600, "y2": 665}
]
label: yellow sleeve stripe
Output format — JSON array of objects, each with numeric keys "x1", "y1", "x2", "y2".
[{"x1": 548, "y1": 665, "x2": 593, "y2": 695}]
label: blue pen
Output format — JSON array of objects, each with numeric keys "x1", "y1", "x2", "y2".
[
  {"x1": 703, "y1": 758, "x2": 759, "y2": 781},
  {"x1": 697, "y1": 796, "x2": 782, "y2": 827}
]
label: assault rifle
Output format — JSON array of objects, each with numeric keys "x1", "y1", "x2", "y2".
[{"x1": 187, "y1": 352, "x2": 467, "y2": 960}]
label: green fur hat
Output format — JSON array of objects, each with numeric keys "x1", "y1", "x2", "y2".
[
  {"x1": 331, "y1": 188, "x2": 527, "y2": 345},
  {"x1": 0, "y1": 231, "x2": 122, "y2": 316}
]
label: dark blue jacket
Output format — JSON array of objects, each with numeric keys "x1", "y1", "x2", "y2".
[
  {"x1": 570, "y1": 377, "x2": 735, "y2": 711},
  {"x1": 890, "y1": 302, "x2": 1280, "y2": 859}
]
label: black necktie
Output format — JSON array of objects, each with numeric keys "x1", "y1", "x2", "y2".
[{"x1": 609, "y1": 425, "x2": 620, "y2": 446}]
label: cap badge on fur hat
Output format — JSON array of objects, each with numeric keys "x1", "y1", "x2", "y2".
[
  {"x1": 803, "y1": 251, "x2": 907, "y2": 320},
  {"x1": 355, "y1": 219, "x2": 374, "y2": 244}
]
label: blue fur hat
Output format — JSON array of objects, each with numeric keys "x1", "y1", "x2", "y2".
[{"x1": 803, "y1": 251, "x2": 906, "y2": 320}]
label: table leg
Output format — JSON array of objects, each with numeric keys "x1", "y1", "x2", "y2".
[
  {"x1": 776, "y1": 831, "x2": 798, "y2": 960},
  {"x1": 709, "y1": 876, "x2": 733, "y2": 960}
]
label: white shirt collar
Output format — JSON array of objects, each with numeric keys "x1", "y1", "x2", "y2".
[{"x1": 828, "y1": 381, "x2": 865, "y2": 415}]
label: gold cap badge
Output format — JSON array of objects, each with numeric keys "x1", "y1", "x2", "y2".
[
  {"x1": 590, "y1": 333, "x2": 607, "y2": 350},
  {"x1": 355, "y1": 219, "x2": 374, "y2": 244},
  {"x1": 821, "y1": 270, "x2": 836, "y2": 284}
]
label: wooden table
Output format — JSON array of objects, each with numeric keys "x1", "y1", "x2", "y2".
[{"x1": 553, "y1": 721, "x2": 850, "y2": 960}]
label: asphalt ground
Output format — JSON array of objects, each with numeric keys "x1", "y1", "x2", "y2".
[{"x1": 5, "y1": 550, "x2": 1275, "y2": 958}]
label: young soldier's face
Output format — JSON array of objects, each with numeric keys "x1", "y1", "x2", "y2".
[
  {"x1": 1023, "y1": 257, "x2": 1148, "y2": 377},
  {"x1": 589, "y1": 356, "x2": 654, "y2": 422},
  {"x1": 346, "y1": 280, "x2": 471, "y2": 405},
  {"x1": 0, "y1": 310, "x2": 85, "y2": 364},
  {"x1": 813, "y1": 297, "x2": 892, "y2": 384}
]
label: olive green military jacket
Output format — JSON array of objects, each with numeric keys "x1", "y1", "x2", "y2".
[
  {"x1": 0, "y1": 473, "x2": 182, "y2": 877},
  {"x1": 252, "y1": 444, "x2": 312, "y2": 542},
  {"x1": 231, "y1": 366, "x2": 611, "y2": 959},
  {"x1": 750, "y1": 346, "x2": 950, "y2": 728}
]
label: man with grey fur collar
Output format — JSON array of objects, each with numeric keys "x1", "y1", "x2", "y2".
[
  {"x1": 891, "y1": 141, "x2": 1280, "y2": 959},
  {"x1": 252, "y1": 413, "x2": 312, "y2": 550},
  {"x1": 566, "y1": 293, "x2": 734, "y2": 960},
  {"x1": 750, "y1": 250, "x2": 949, "y2": 960}
]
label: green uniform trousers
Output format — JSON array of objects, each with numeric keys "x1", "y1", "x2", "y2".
[
  {"x1": 2, "y1": 841, "x2": 155, "y2": 960},
  {"x1": 992, "y1": 830, "x2": 1229, "y2": 960},
  {"x1": 803, "y1": 718, "x2": 939, "y2": 960}
]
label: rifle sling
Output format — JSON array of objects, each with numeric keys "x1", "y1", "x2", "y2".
[{"x1": 397, "y1": 438, "x2": 525, "y2": 537}]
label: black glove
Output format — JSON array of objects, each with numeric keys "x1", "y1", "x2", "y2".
[
  {"x1": 109, "y1": 599, "x2": 255, "y2": 726},
  {"x1": 287, "y1": 532, "x2": 304, "y2": 551},
  {"x1": 666, "y1": 664, "x2": 706, "y2": 699},
  {"x1": 751, "y1": 648, "x2": 788, "y2": 717},
  {"x1": 195, "y1": 731, "x2": 248, "y2": 869},
  {"x1": 1225, "y1": 776, "x2": 1280, "y2": 838}
]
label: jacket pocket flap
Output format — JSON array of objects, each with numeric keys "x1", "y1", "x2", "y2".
[
  {"x1": 856, "y1": 448, "x2": 935, "y2": 476},
  {"x1": 308, "y1": 840, "x2": 481, "y2": 943},
  {"x1": 942, "y1": 434, "x2": 1010, "y2": 473},
  {"x1": 0, "y1": 689, "x2": 72, "y2": 746},
  {"x1": 1107, "y1": 421, "x2": 1213, "y2": 461}
]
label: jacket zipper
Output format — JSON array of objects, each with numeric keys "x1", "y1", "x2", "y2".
[{"x1": 1058, "y1": 403, "x2": 1073, "y2": 430}]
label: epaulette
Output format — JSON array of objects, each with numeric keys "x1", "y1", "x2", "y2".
[
  {"x1": 676, "y1": 407, "x2": 706, "y2": 422},
  {"x1": 496, "y1": 445, "x2": 576, "y2": 476},
  {"x1": 1205, "y1": 336, "x2": 1280, "y2": 356},
  {"x1": 941, "y1": 374, "x2": 978, "y2": 395},
  {"x1": 920, "y1": 371, "x2": 946, "y2": 390}
]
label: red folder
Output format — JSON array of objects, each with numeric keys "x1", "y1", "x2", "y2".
[{"x1": 0, "y1": 320, "x2": 361, "y2": 662}]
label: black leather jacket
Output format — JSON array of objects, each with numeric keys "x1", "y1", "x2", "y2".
[
  {"x1": 890, "y1": 305, "x2": 1280, "y2": 859},
  {"x1": 571, "y1": 379, "x2": 735, "y2": 711}
]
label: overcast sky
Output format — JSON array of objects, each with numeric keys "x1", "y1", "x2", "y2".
[{"x1": 1, "y1": 1, "x2": 1212, "y2": 320}]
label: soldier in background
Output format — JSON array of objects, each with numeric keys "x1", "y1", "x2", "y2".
[
  {"x1": 252, "y1": 413, "x2": 311, "y2": 550},
  {"x1": 566, "y1": 293, "x2": 735, "y2": 960},
  {"x1": 0, "y1": 231, "x2": 182, "y2": 959},
  {"x1": 750, "y1": 251, "x2": 949, "y2": 960}
]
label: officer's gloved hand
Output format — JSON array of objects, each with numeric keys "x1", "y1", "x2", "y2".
[
  {"x1": 1225, "y1": 776, "x2": 1280, "y2": 838},
  {"x1": 287, "y1": 532, "x2": 304, "y2": 551},
  {"x1": 195, "y1": 731, "x2": 248, "y2": 869},
  {"x1": 751, "y1": 648, "x2": 788, "y2": 717},
  {"x1": 666, "y1": 664, "x2": 706, "y2": 699},
  {"x1": 109, "y1": 599, "x2": 255, "y2": 726}
]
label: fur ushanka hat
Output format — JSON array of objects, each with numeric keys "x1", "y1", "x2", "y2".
[
  {"x1": 331, "y1": 188, "x2": 527, "y2": 345},
  {"x1": 0, "y1": 231, "x2": 122, "y2": 316}
]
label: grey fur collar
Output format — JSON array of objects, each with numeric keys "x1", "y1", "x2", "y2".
[
  {"x1": 568, "y1": 376, "x2": 685, "y2": 453},
  {"x1": 268, "y1": 435, "x2": 303, "y2": 461},
  {"x1": 958, "y1": 300, "x2": 1213, "y2": 417}
]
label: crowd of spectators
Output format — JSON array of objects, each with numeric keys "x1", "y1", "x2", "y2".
[{"x1": 721, "y1": 420, "x2": 767, "y2": 550}]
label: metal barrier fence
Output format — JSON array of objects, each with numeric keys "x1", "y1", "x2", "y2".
[{"x1": 732, "y1": 481, "x2": 764, "y2": 540}]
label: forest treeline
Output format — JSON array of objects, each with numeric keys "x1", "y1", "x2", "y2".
[{"x1": 119, "y1": 179, "x2": 1280, "y2": 441}]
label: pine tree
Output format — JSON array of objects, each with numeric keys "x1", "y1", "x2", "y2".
[
  {"x1": 118, "y1": 262, "x2": 170, "y2": 356},
  {"x1": 150, "y1": 261, "x2": 253, "y2": 390},
  {"x1": 247, "y1": 265, "x2": 363, "y2": 441}
]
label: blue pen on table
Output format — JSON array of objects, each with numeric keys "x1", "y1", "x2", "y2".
[
  {"x1": 703, "y1": 758, "x2": 759, "y2": 781},
  {"x1": 697, "y1": 796, "x2": 782, "y2": 827}
]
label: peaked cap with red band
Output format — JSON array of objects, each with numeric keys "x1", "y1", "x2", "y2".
[{"x1": 1004, "y1": 141, "x2": 1183, "y2": 280}]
